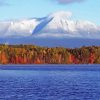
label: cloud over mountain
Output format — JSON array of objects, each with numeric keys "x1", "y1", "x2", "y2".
[{"x1": 54, "y1": 0, "x2": 86, "y2": 4}]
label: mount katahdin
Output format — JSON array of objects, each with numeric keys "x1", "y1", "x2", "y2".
[{"x1": 0, "y1": 11, "x2": 100, "y2": 47}]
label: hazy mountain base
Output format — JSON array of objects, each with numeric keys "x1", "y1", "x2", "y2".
[
  {"x1": 0, "y1": 37, "x2": 100, "y2": 48},
  {"x1": 0, "y1": 44, "x2": 100, "y2": 64}
]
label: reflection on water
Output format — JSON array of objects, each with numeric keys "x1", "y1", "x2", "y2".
[{"x1": 0, "y1": 65, "x2": 100, "y2": 100}]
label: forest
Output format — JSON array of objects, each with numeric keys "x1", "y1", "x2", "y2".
[{"x1": 0, "y1": 44, "x2": 100, "y2": 64}]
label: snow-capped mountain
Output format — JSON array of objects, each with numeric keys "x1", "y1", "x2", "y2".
[
  {"x1": 0, "y1": 11, "x2": 100, "y2": 47},
  {"x1": 33, "y1": 11, "x2": 100, "y2": 38},
  {"x1": 0, "y1": 11, "x2": 100, "y2": 38}
]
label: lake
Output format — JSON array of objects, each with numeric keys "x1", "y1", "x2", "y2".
[{"x1": 0, "y1": 65, "x2": 100, "y2": 100}]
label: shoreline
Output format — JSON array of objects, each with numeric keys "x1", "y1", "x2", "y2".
[
  {"x1": 0, "y1": 64, "x2": 100, "y2": 66},
  {"x1": 0, "y1": 64, "x2": 100, "y2": 68},
  {"x1": 0, "y1": 64, "x2": 100, "y2": 71}
]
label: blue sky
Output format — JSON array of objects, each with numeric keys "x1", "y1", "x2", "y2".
[{"x1": 0, "y1": 0, "x2": 100, "y2": 25}]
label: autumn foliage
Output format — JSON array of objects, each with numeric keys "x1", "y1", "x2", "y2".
[{"x1": 0, "y1": 44, "x2": 99, "y2": 64}]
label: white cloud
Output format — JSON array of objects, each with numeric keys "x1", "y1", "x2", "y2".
[{"x1": 54, "y1": 0, "x2": 86, "y2": 4}]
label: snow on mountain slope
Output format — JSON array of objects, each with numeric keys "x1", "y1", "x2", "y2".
[{"x1": 33, "y1": 11, "x2": 75, "y2": 35}]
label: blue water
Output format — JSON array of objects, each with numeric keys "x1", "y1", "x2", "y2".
[{"x1": 0, "y1": 65, "x2": 100, "y2": 100}]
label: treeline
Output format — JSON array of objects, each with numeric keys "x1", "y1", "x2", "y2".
[{"x1": 0, "y1": 44, "x2": 100, "y2": 64}]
